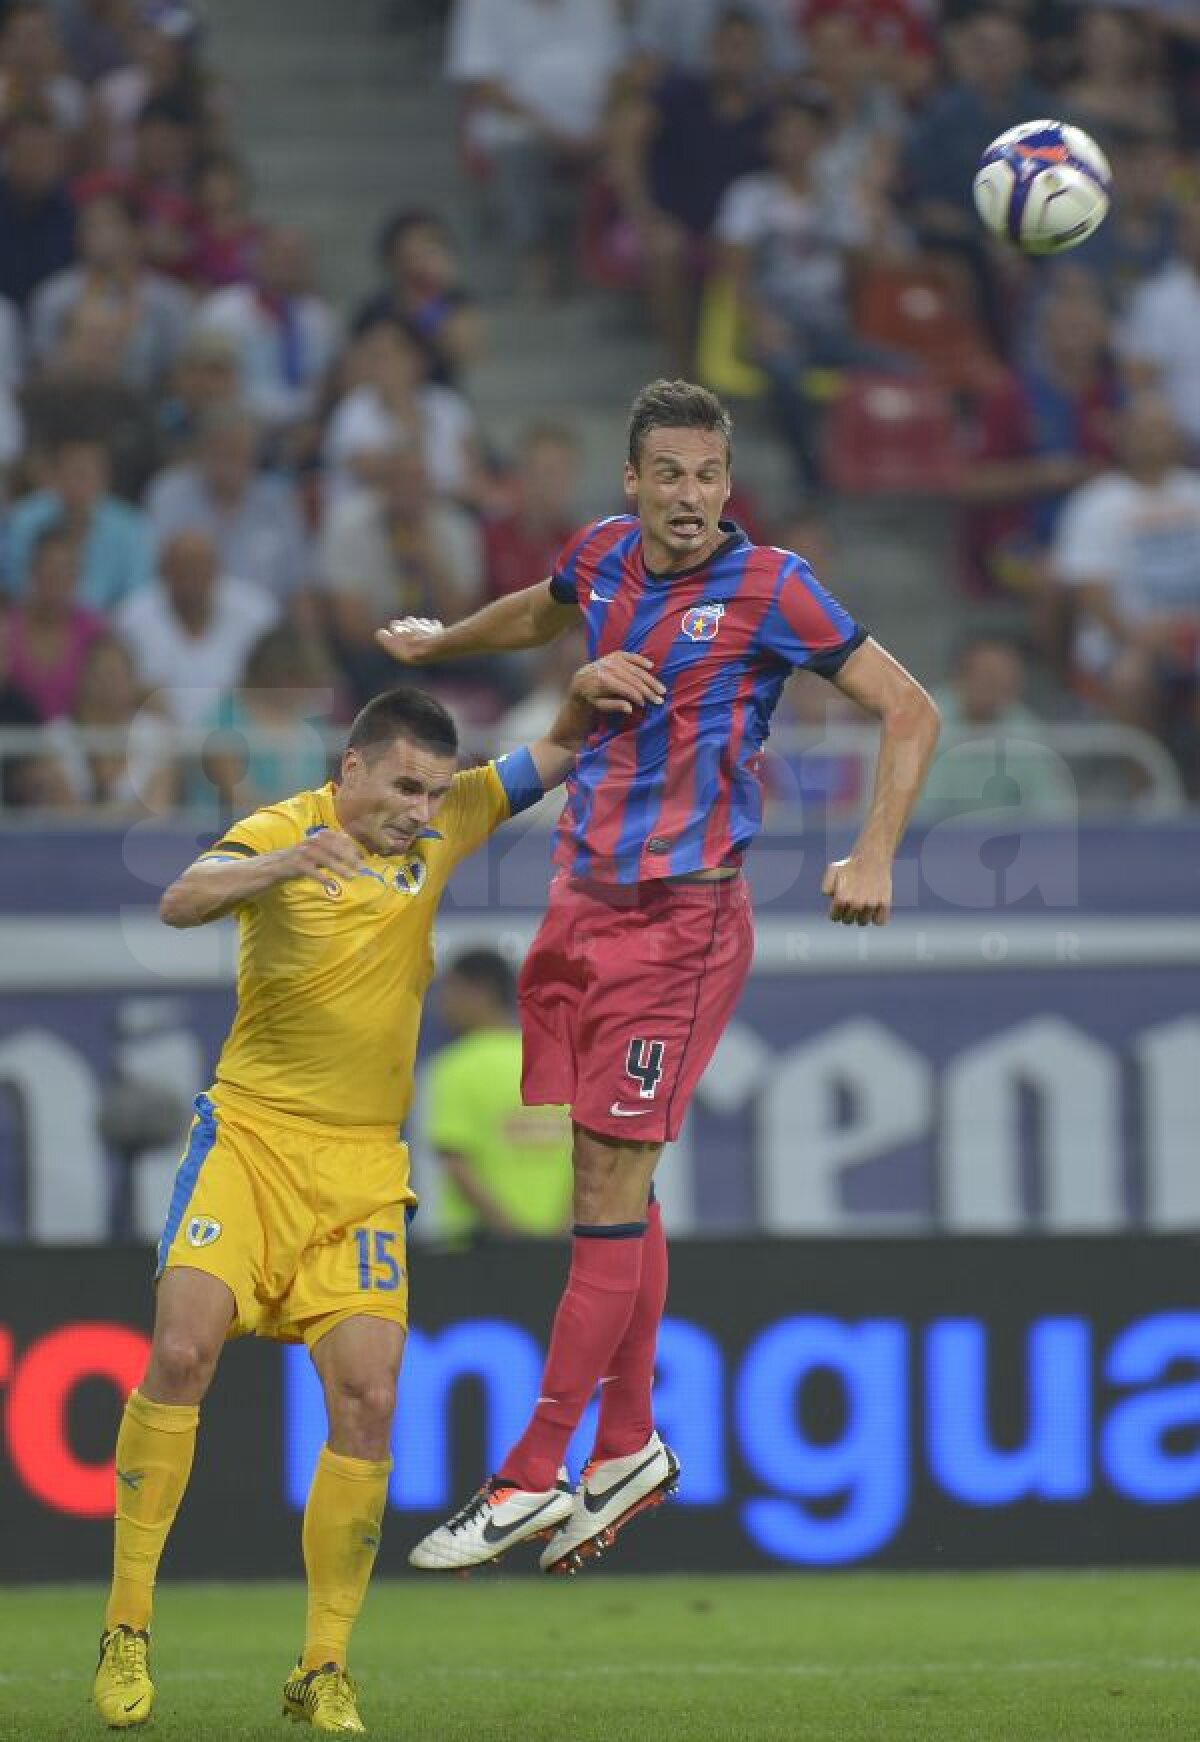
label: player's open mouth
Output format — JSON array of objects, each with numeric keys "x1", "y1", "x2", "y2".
[{"x1": 669, "y1": 517, "x2": 704, "y2": 536}]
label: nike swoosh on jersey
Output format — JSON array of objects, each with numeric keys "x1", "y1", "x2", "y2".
[
  {"x1": 583, "y1": 1449, "x2": 664, "y2": 1515},
  {"x1": 589, "y1": 591, "x2": 615, "y2": 604},
  {"x1": 610, "y1": 1102, "x2": 652, "y2": 1117},
  {"x1": 481, "y1": 1493, "x2": 565, "y2": 1546}
]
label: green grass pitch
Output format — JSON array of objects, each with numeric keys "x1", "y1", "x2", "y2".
[{"x1": 4, "y1": 1570, "x2": 1199, "y2": 1741}]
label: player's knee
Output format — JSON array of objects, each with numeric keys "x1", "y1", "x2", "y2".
[
  {"x1": 325, "y1": 1373, "x2": 397, "y2": 1438},
  {"x1": 149, "y1": 1329, "x2": 221, "y2": 1397}
]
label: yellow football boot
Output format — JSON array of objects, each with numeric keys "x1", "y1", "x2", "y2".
[
  {"x1": 282, "y1": 1661, "x2": 366, "y2": 1734},
  {"x1": 92, "y1": 1626, "x2": 154, "y2": 1728}
]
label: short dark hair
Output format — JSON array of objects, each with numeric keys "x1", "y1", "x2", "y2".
[
  {"x1": 346, "y1": 688, "x2": 458, "y2": 761},
  {"x1": 376, "y1": 206, "x2": 451, "y2": 265},
  {"x1": 445, "y1": 948, "x2": 516, "y2": 1008},
  {"x1": 627, "y1": 379, "x2": 733, "y2": 467}
]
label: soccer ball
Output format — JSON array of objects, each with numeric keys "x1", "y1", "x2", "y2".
[{"x1": 972, "y1": 119, "x2": 1112, "y2": 255}]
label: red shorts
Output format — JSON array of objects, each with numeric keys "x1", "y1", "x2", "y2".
[{"x1": 519, "y1": 873, "x2": 754, "y2": 1144}]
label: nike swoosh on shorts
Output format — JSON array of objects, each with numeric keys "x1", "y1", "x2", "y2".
[{"x1": 610, "y1": 1102, "x2": 651, "y2": 1117}]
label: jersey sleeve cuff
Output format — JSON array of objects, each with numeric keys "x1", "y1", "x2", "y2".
[
  {"x1": 205, "y1": 839, "x2": 258, "y2": 858},
  {"x1": 493, "y1": 746, "x2": 545, "y2": 817},
  {"x1": 549, "y1": 571, "x2": 577, "y2": 605},
  {"x1": 806, "y1": 623, "x2": 868, "y2": 679}
]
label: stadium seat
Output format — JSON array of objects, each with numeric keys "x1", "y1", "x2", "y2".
[
  {"x1": 853, "y1": 264, "x2": 1000, "y2": 396},
  {"x1": 822, "y1": 371, "x2": 963, "y2": 495}
]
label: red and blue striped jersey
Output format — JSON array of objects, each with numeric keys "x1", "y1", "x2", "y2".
[{"x1": 549, "y1": 514, "x2": 866, "y2": 885}]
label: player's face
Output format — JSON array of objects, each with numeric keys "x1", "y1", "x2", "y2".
[
  {"x1": 336, "y1": 735, "x2": 457, "y2": 856},
  {"x1": 626, "y1": 427, "x2": 731, "y2": 571}
]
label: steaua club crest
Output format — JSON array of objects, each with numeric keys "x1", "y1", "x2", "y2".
[{"x1": 681, "y1": 602, "x2": 725, "y2": 642}]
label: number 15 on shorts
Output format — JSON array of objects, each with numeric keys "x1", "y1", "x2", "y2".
[{"x1": 353, "y1": 1227, "x2": 403, "y2": 1291}]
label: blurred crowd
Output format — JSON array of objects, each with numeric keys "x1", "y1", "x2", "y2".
[{"x1": 1, "y1": 0, "x2": 1199, "y2": 822}]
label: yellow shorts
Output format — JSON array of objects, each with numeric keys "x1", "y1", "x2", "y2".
[{"x1": 156, "y1": 1089, "x2": 415, "y2": 1348}]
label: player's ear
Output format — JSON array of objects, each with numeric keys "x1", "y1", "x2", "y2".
[{"x1": 622, "y1": 459, "x2": 638, "y2": 502}]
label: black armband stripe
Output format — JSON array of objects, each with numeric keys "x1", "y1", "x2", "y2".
[{"x1": 209, "y1": 840, "x2": 258, "y2": 859}]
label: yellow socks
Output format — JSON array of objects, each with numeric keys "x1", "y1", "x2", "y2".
[
  {"x1": 105, "y1": 1389, "x2": 199, "y2": 1633},
  {"x1": 300, "y1": 1447, "x2": 391, "y2": 1671}
]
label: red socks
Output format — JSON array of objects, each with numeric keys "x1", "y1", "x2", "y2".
[
  {"x1": 499, "y1": 1224, "x2": 645, "y2": 1493},
  {"x1": 593, "y1": 1199, "x2": 668, "y2": 1460}
]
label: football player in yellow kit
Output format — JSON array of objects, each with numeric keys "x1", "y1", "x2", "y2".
[{"x1": 91, "y1": 651, "x2": 663, "y2": 1735}]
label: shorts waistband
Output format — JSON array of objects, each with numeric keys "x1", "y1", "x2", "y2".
[
  {"x1": 206, "y1": 1085, "x2": 405, "y2": 1144},
  {"x1": 565, "y1": 870, "x2": 745, "y2": 907}
]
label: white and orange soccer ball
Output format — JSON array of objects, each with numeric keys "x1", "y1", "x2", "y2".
[{"x1": 973, "y1": 119, "x2": 1112, "y2": 256}]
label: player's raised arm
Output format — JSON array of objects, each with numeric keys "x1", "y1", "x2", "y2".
[
  {"x1": 523, "y1": 651, "x2": 666, "y2": 793},
  {"x1": 374, "y1": 576, "x2": 579, "y2": 666},
  {"x1": 822, "y1": 638, "x2": 940, "y2": 927},
  {"x1": 159, "y1": 832, "x2": 365, "y2": 928}
]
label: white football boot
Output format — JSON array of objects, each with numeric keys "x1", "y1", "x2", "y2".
[
  {"x1": 539, "y1": 1431, "x2": 680, "y2": 1575},
  {"x1": 408, "y1": 1471, "x2": 574, "y2": 1571}
]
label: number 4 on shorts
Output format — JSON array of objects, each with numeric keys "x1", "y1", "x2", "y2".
[
  {"x1": 626, "y1": 1037, "x2": 666, "y2": 1098},
  {"x1": 354, "y1": 1228, "x2": 402, "y2": 1291}
]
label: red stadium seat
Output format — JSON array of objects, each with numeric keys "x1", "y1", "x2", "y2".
[
  {"x1": 822, "y1": 371, "x2": 963, "y2": 494},
  {"x1": 854, "y1": 264, "x2": 1001, "y2": 396}
]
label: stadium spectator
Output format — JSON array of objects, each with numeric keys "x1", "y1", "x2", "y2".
[
  {"x1": 145, "y1": 405, "x2": 311, "y2": 603},
  {"x1": 715, "y1": 87, "x2": 896, "y2": 484},
  {"x1": 29, "y1": 187, "x2": 192, "y2": 390},
  {"x1": 957, "y1": 274, "x2": 1118, "y2": 605},
  {"x1": 190, "y1": 623, "x2": 334, "y2": 814},
  {"x1": 1052, "y1": 391, "x2": 1200, "y2": 734},
  {"x1": 425, "y1": 948, "x2": 572, "y2": 1240},
  {"x1": 920, "y1": 633, "x2": 1076, "y2": 819},
  {"x1": 192, "y1": 223, "x2": 340, "y2": 433},
  {"x1": 155, "y1": 323, "x2": 241, "y2": 457},
  {"x1": 126, "y1": 92, "x2": 200, "y2": 279},
  {"x1": 445, "y1": 0, "x2": 626, "y2": 294},
  {"x1": 186, "y1": 151, "x2": 260, "y2": 289},
  {"x1": 0, "y1": 109, "x2": 77, "y2": 313},
  {"x1": 1063, "y1": 125, "x2": 1178, "y2": 317},
  {"x1": 318, "y1": 441, "x2": 483, "y2": 705},
  {"x1": 1059, "y1": 6, "x2": 1176, "y2": 143},
  {"x1": 628, "y1": 0, "x2": 800, "y2": 77},
  {"x1": 803, "y1": 6, "x2": 906, "y2": 229},
  {"x1": 629, "y1": 6, "x2": 773, "y2": 371},
  {"x1": 42, "y1": 630, "x2": 177, "y2": 811},
  {"x1": 114, "y1": 526, "x2": 279, "y2": 725},
  {"x1": 4, "y1": 434, "x2": 152, "y2": 606},
  {"x1": 21, "y1": 297, "x2": 161, "y2": 498},
  {"x1": 0, "y1": 604, "x2": 61, "y2": 807},
  {"x1": 900, "y1": 8, "x2": 1053, "y2": 344},
  {"x1": 0, "y1": 1, "x2": 87, "y2": 141},
  {"x1": 5, "y1": 521, "x2": 107, "y2": 719},
  {"x1": 353, "y1": 208, "x2": 482, "y2": 389},
  {"x1": 1119, "y1": 195, "x2": 1200, "y2": 450},
  {"x1": 89, "y1": 0, "x2": 213, "y2": 172},
  {"x1": 58, "y1": 0, "x2": 134, "y2": 86},
  {"x1": 797, "y1": 0, "x2": 937, "y2": 105},
  {"x1": 482, "y1": 421, "x2": 579, "y2": 600},
  {"x1": 321, "y1": 313, "x2": 479, "y2": 508}
]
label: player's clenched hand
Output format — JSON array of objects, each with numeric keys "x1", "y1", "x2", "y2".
[
  {"x1": 275, "y1": 831, "x2": 365, "y2": 886},
  {"x1": 821, "y1": 855, "x2": 892, "y2": 926},
  {"x1": 374, "y1": 616, "x2": 445, "y2": 664},
  {"x1": 571, "y1": 651, "x2": 666, "y2": 714}
]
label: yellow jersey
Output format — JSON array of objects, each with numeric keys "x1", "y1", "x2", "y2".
[{"x1": 197, "y1": 764, "x2": 512, "y2": 1128}]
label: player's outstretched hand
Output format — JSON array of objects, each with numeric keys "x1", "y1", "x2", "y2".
[
  {"x1": 822, "y1": 855, "x2": 891, "y2": 927},
  {"x1": 277, "y1": 831, "x2": 365, "y2": 886},
  {"x1": 375, "y1": 617, "x2": 446, "y2": 664},
  {"x1": 572, "y1": 651, "x2": 666, "y2": 715}
]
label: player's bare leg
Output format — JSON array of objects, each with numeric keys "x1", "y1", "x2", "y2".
[
  {"x1": 94, "y1": 1269, "x2": 234, "y2": 1728},
  {"x1": 281, "y1": 1315, "x2": 403, "y2": 1734}
]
